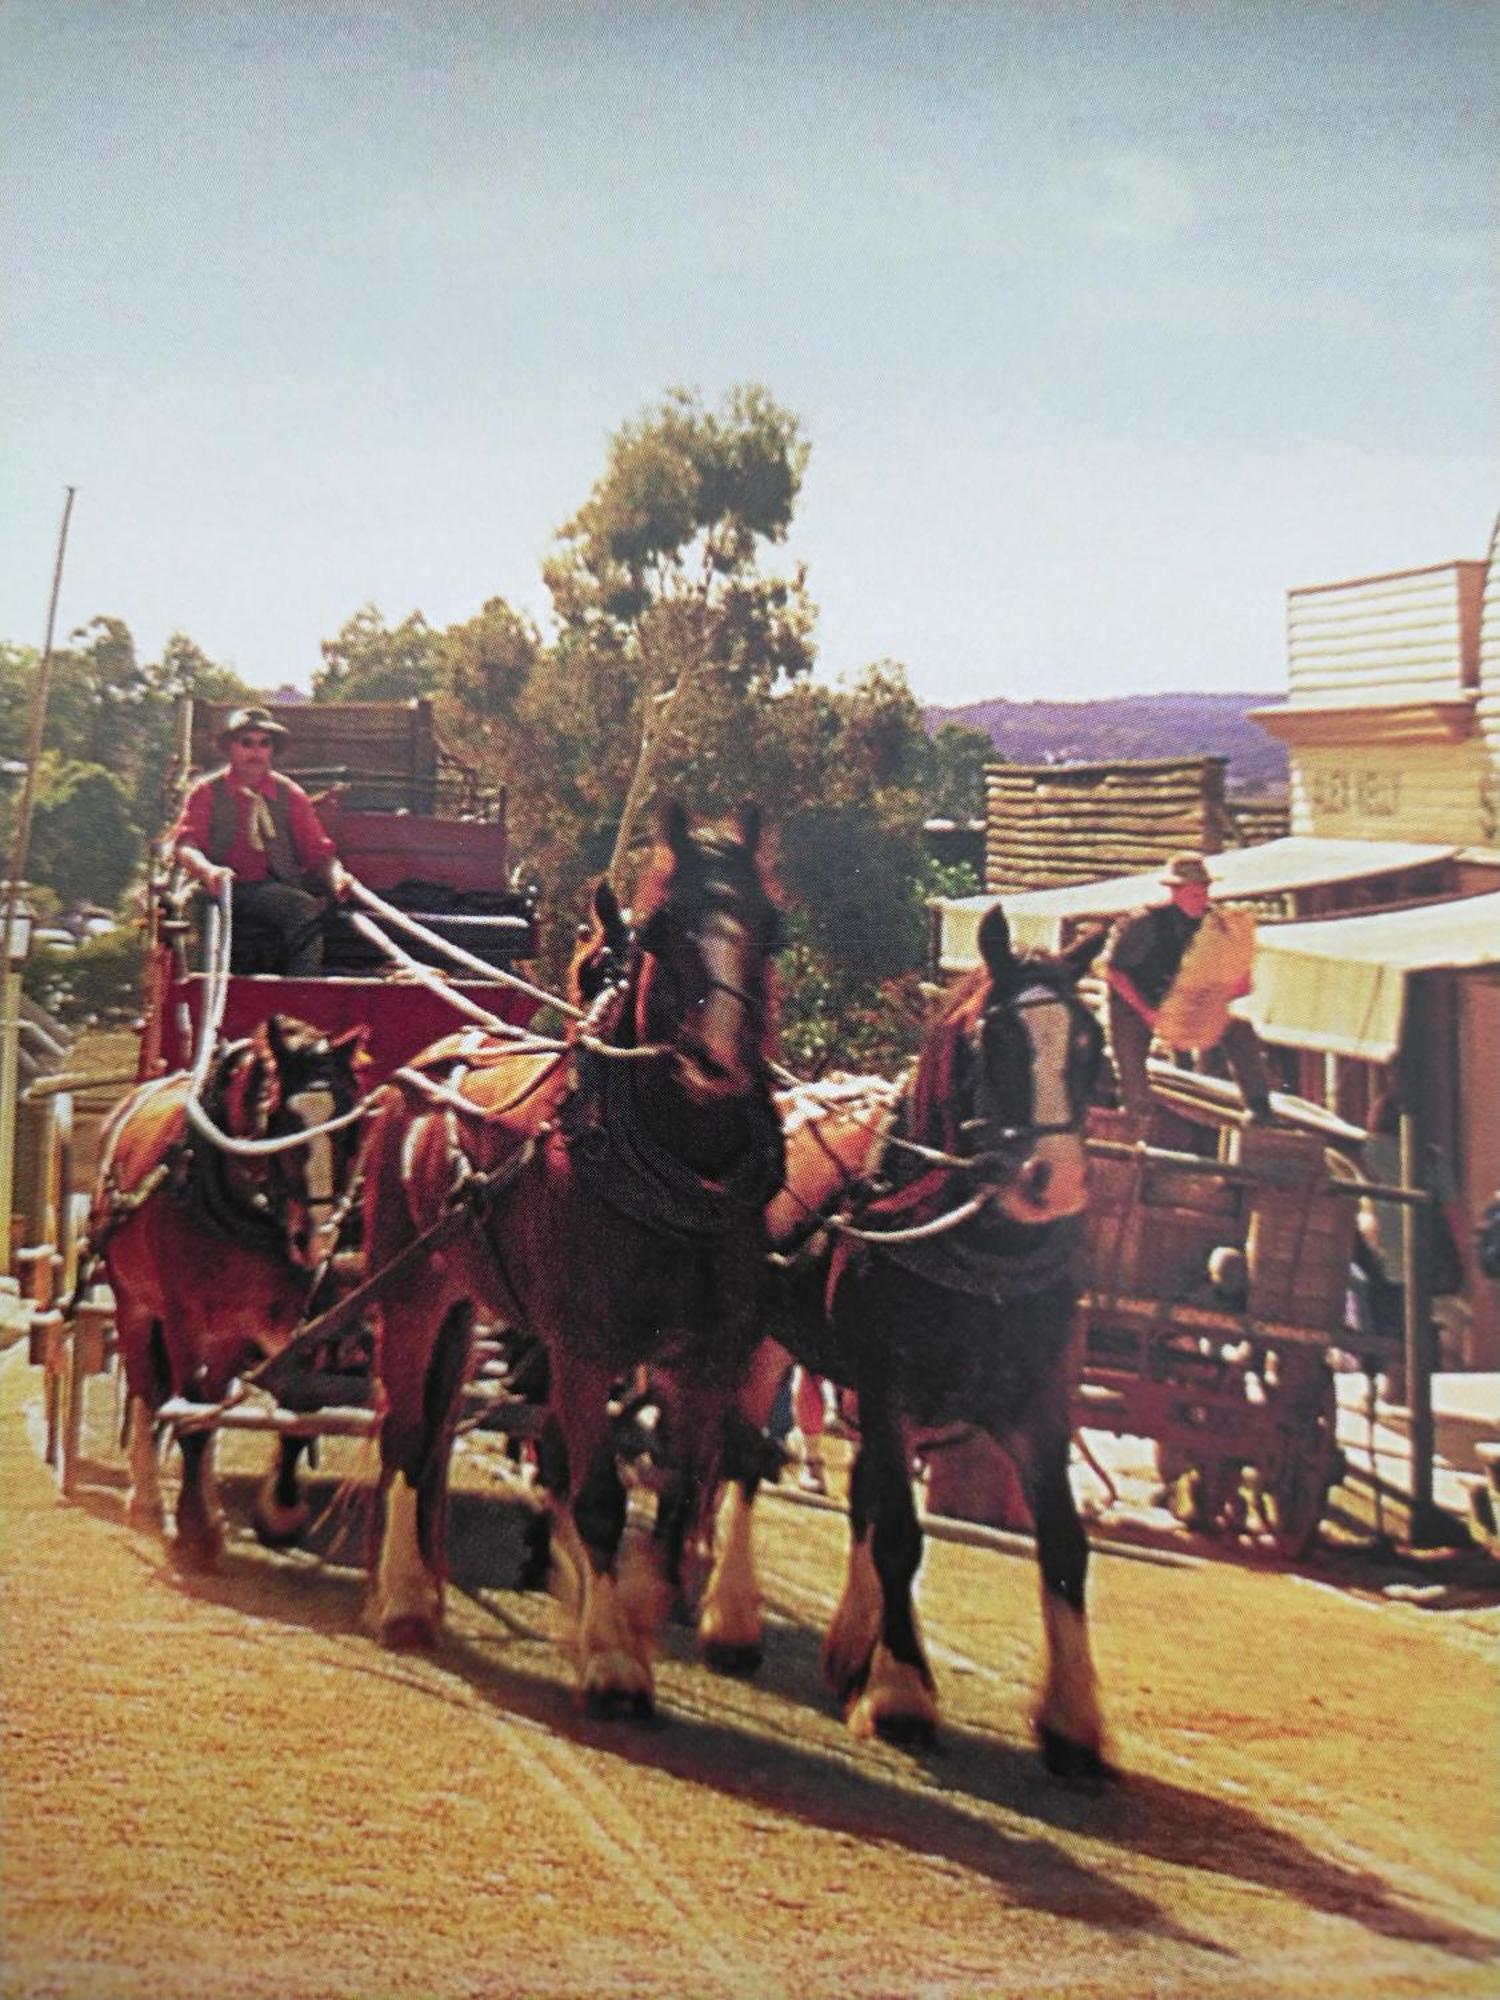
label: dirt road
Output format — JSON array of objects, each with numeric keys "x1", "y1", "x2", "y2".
[{"x1": 3, "y1": 1342, "x2": 1497, "y2": 2000}]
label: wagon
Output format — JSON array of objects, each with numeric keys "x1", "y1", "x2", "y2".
[
  {"x1": 21, "y1": 696, "x2": 547, "y2": 1494},
  {"x1": 1068, "y1": 1072, "x2": 1421, "y2": 1558}
]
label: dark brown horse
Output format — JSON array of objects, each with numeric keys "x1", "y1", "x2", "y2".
[
  {"x1": 705, "y1": 908, "x2": 1113, "y2": 1778},
  {"x1": 91, "y1": 1014, "x2": 367, "y2": 1567},
  {"x1": 362, "y1": 804, "x2": 784, "y2": 1711}
]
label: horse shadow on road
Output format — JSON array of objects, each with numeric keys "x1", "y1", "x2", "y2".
[{"x1": 87, "y1": 1464, "x2": 1500, "y2": 1979}]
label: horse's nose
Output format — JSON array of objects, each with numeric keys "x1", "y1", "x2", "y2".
[{"x1": 1019, "y1": 1156, "x2": 1052, "y2": 1206}]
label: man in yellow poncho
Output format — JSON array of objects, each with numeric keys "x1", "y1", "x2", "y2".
[{"x1": 1104, "y1": 852, "x2": 1273, "y2": 1123}]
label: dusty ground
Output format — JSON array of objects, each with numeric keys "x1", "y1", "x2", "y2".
[{"x1": 3, "y1": 1342, "x2": 1498, "y2": 2000}]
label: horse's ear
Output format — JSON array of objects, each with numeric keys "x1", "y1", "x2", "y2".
[
  {"x1": 593, "y1": 878, "x2": 628, "y2": 952},
  {"x1": 263, "y1": 1012, "x2": 291, "y2": 1067},
  {"x1": 977, "y1": 904, "x2": 1015, "y2": 982},
  {"x1": 736, "y1": 801, "x2": 763, "y2": 858},
  {"x1": 660, "y1": 800, "x2": 692, "y2": 859},
  {"x1": 1062, "y1": 925, "x2": 1110, "y2": 980}
]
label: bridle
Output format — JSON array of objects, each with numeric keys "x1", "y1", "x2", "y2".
[
  {"x1": 961, "y1": 982, "x2": 1102, "y2": 1160},
  {"x1": 207, "y1": 1037, "x2": 360, "y2": 1260},
  {"x1": 634, "y1": 858, "x2": 779, "y2": 1057}
]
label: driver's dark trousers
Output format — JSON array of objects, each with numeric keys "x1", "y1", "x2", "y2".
[
  {"x1": 1107, "y1": 991, "x2": 1272, "y2": 1120},
  {"x1": 231, "y1": 879, "x2": 325, "y2": 976}
]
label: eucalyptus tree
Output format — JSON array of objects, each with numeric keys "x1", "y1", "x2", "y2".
[{"x1": 541, "y1": 384, "x2": 816, "y2": 887}]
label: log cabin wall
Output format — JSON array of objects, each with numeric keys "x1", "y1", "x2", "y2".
[
  {"x1": 982, "y1": 756, "x2": 1231, "y2": 895},
  {"x1": 1225, "y1": 794, "x2": 1291, "y2": 847}
]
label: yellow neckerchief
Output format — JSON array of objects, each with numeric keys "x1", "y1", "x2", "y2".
[{"x1": 225, "y1": 771, "x2": 280, "y2": 854}]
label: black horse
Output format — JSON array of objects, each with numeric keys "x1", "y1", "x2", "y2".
[{"x1": 712, "y1": 906, "x2": 1112, "y2": 1779}]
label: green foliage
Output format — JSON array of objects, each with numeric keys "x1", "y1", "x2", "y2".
[
  {"x1": 919, "y1": 852, "x2": 982, "y2": 900},
  {"x1": 27, "y1": 761, "x2": 142, "y2": 908},
  {"x1": 925, "y1": 722, "x2": 994, "y2": 821},
  {"x1": 443, "y1": 597, "x2": 541, "y2": 724},
  {"x1": 0, "y1": 623, "x2": 252, "y2": 917},
  {"x1": 22, "y1": 923, "x2": 145, "y2": 1025},
  {"x1": 61, "y1": 618, "x2": 150, "y2": 778},
  {"x1": 774, "y1": 920, "x2": 933, "y2": 1079},
  {"x1": 0, "y1": 644, "x2": 38, "y2": 763},
  {"x1": 134, "y1": 632, "x2": 255, "y2": 834},
  {"x1": 314, "y1": 604, "x2": 446, "y2": 703}
]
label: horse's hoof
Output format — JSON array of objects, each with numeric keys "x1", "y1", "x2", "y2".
[
  {"x1": 847, "y1": 1693, "x2": 938, "y2": 1748},
  {"x1": 379, "y1": 1612, "x2": 439, "y2": 1652},
  {"x1": 1036, "y1": 1725, "x2": 1118, "y2": 1788},
  {"x1": 126, "y1": 1500, "x2": 166, "y2": 1534},
  {"x1": 700, "y1": 1637, "x2": 763, "y2": 1678},
  {"x1": 171, "y1": 1534, "x2": 222, "y2": 1576},
  {"x1": 581, "y1": 1684, "x2": 655, "y2": 1721},
  {"x1": 251, "y1": 1504, "x2": 311, "y2": 1551},
  {"x1": 579, "y1": 1651, "x2": 654, "y2": 1718}
]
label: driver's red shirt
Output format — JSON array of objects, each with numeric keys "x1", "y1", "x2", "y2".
[{"x1": 173, "y1": 770, "x2": 336, "y2": 884}]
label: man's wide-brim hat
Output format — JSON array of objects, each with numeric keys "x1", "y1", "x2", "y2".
[
  {"x1": 219, "y1": 705, "x2": 289, "y2": 747},
  {"x1": 1161, "y1": 852, "x2": 1211, "y2": 887}
]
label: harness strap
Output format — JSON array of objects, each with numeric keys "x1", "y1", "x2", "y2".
[{"x1": 245, "y1": 1140, "x2": 537, "y2": 1400}]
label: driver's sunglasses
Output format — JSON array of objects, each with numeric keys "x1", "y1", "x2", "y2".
[{"x1": 234, "y1": 734, "x2": 274, "y2": 749}]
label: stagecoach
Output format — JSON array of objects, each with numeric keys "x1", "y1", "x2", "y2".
[{"x1": 22, "y1": 696, "x2": 546, "y2": 1494}]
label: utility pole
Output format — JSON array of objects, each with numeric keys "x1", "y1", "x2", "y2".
[{"x1": 1, "y1": 489, "x2": 76, "y2": 1272}]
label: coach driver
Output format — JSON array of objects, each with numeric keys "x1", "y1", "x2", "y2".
[{"x1": 173, "y1": 706, "x2": 353, "y2": 977}]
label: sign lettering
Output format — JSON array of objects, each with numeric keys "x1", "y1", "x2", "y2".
[{"x1": 1309, "y1": 769, "x2": 1401, "y2": 818}]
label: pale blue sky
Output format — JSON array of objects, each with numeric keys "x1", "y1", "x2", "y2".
[{"x1": 3, "y1": 0, "x2": 1496, "y2": 704}]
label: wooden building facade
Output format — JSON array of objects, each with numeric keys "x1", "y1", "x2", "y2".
[{"x1": 1252, "y1": 553, "x2": 1498, "y2": 849}]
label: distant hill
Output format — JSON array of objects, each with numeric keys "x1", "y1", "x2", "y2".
[{"x1": 923, "y1": 692, "x2": 1288, "y2": 793}]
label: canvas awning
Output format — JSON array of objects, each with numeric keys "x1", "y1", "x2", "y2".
[
  {"x1": 935, "y1": 836, "x2": 1458, "y2": 968},
  {"x1": 1243, "y1": 891, "x2": 1500, "y2": 1062}
]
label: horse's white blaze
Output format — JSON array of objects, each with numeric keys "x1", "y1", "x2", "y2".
[
  {"x1": 125, "y1": 1394, "x2": 165, "y2": 1528},
  {"x1": 1036, "y1": 1589, "x2": 1105, "y2": 1752},
  {"x1": 286, "y1": 1085, "x2": 337, "y2": 1204},
  {"x1": 374, "y1": 1474, "x2": 440, "y2": 1633},
  {"x1": 699, "y1": 1481, "x2": 763, "y2": 1656},
  {"x1": 823, "y1": 1526, "x2": 883, "y2": 1690},
  {"x1": 998, "y1": 989, "x2": 1089, "y2": 1223},
  {"x1": 695, "y1": 909, "x2": 753, "y2": 1086}
]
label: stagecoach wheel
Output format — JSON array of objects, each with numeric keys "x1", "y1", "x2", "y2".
[
  {"x1": 1161, "y1": 1453, "x2": 1246, "y2": 1536},
  {"x1": 58, "y1": 1320, "x2": 92, "y2": 1499},
  {"x1": 49, "y1": 1095, "x2": 76, "y2": 1295},
  {"x1": 42, "y1": 1323, "x2": 65, "y2": 1471},
  {"x1": 1256, "y1": 1352, "x2": 1343, "y2": 1561}
]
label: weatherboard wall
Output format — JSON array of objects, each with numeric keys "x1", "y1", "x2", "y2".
[{"x1": 1253, "y1": 552, "x2": 1500, "y2": 847}]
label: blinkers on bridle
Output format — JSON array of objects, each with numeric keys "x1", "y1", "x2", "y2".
[
  {"x1": 633, "y1": 838, "x2": 782, "y2": 1041},
  {"x1": 962, "y1": 979, "x2": 1103, "y2": 1162}
]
